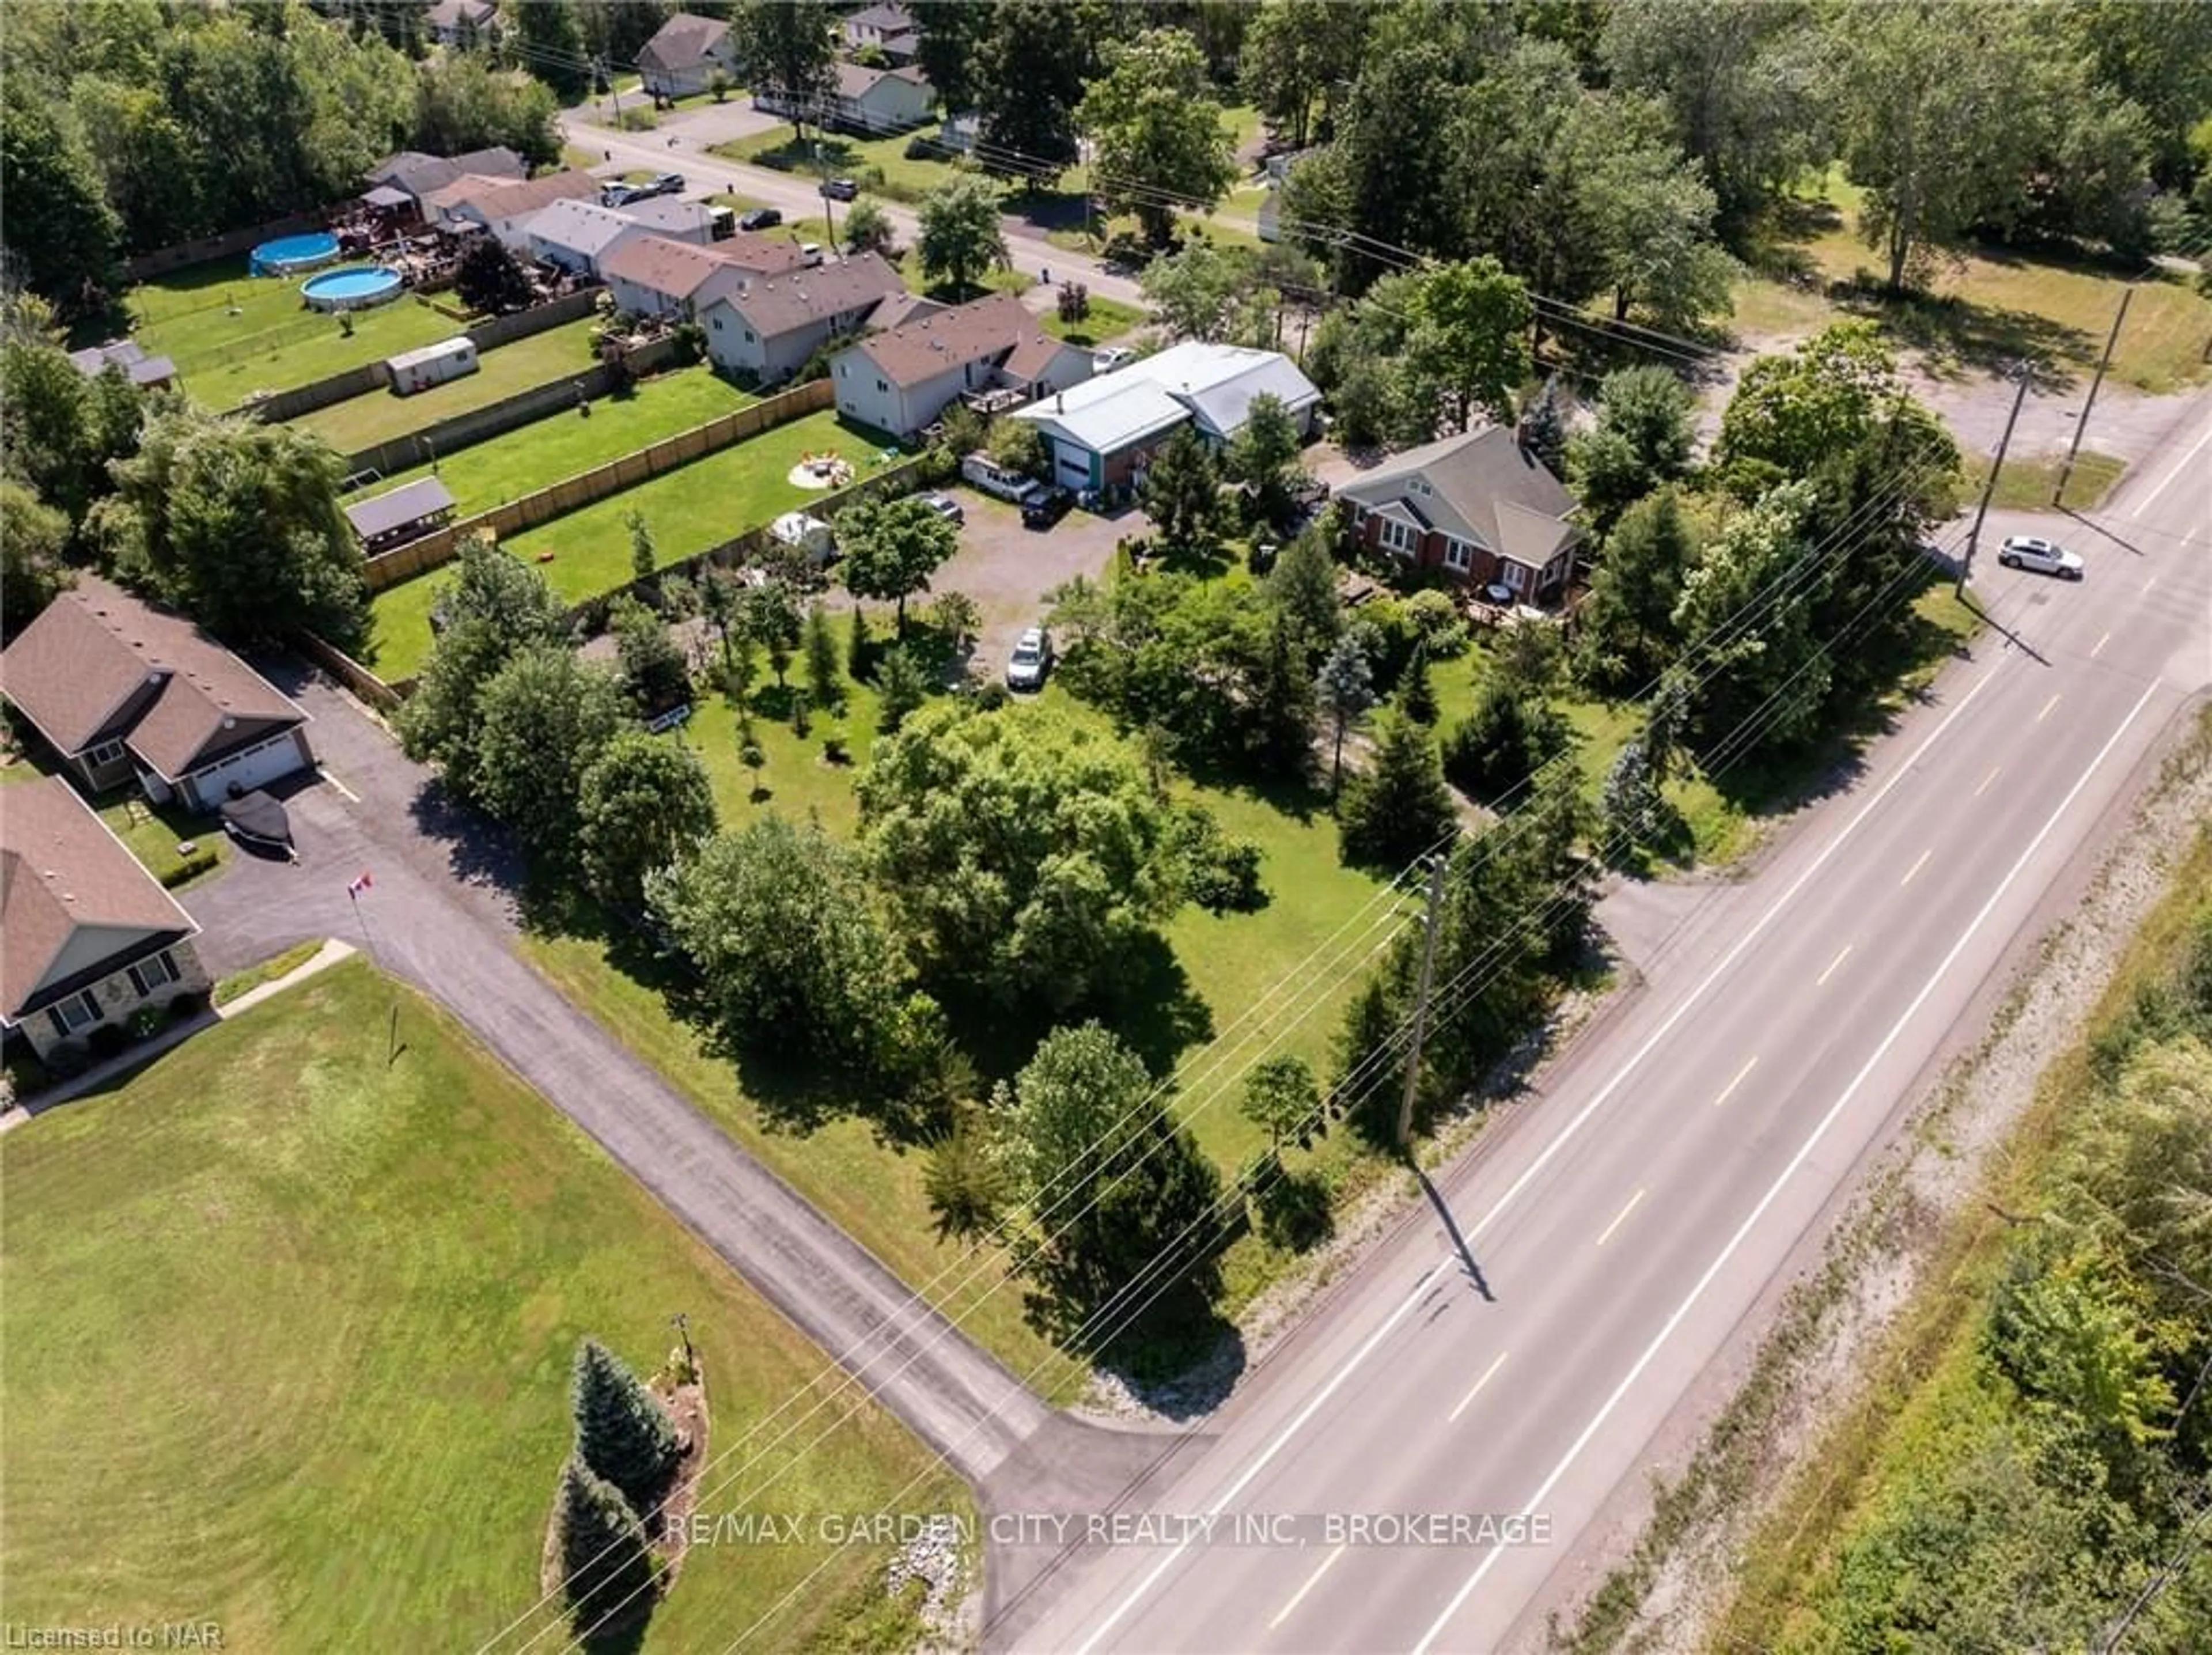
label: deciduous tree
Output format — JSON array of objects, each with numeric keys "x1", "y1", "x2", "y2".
[
  {"x1": 609, "y1": 596, "x2": 690, "y2": 715},
  {"x1": 471, "y1": 645, "x2": 627, "y2": 867},
  {"x1": 1566, "y1": 363, "x2": 1698, "y2": 534},
  {"x1": 838, "y1": 495, "x2": 957, "y2": 631},
  {"x1": 915, "y1": 171, "x2": 1007, "y2": 296},
  {"x1": 842, "y1": 195, "x2": 896, "y2": 257},
  {"x1": 1225, "y1": 391, "x2": 1303, "y2": 525},
  {"x1": 454, "y1": 229, "x2": 533, "y2": 315},
  {"x1": 1406, "y1": 257, "x2": 1535, "y2": 433},
  {"x1": 397, "y1": 536, "x2": 570, "y2": 791},
  {"x1": 0, "y1": 483, "x2": 73, "y2": 641},
  {"x1": 737, "y1": 0, "x2": 836, "y2": 141},
  {"x1": 1241, "y1": 1053, "x2": 1319, "y2": 1150},
  {"x1": 578, "y1": 732, "x2": 717, "y2": 908},
  {"x1": 1, "y1": 85, "x2": 124, "y2": 314},
  {"x1": 1078, "y1": 26, "x2": 1238, "y2": 246},
  {"x1": 1240, "y1": 0, "x2": 1370, "y2": 150},
  {"x1": 1572, "y1": 487, "x2": 1700, "y2": 695}
]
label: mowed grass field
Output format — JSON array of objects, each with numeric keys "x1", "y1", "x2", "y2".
[
  {"x1": 130, "y1": 257, "x2": 460, "y2": 410},
  {"x1": 0, "y1": 960, "x2": 963, "y2": 1653},
  {"x1": 1734, "y1": 169, "x2": 2212, "y2": 393},
  {"x1": 294, "y1": 316, "x2": 605, "y2": 457},
  {"x1": 367, "y1": 407, "x2": 895, "y2": 680}
]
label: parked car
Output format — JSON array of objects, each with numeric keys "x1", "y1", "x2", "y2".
[
  {"x1": 645, "y1": 171, "x2": 685, "y2": 197},
  {"x1": 1006, "y1": 627, "x2": 1053, "y2": 691},
  {"x1": 960, "y1": 451, "x2": 1044, "y2": 505},
  {"x1": 1998, "y1": 534, "x2": 2084, "y2": 580},
  {"x1": 918, "y1": 491, "x2": 964, "y2": 526},
  {"x1": 799, "y1": 242, "x2": 824, "y2": 267},
  {"x1": 1021, "y1": 487, "x2": 1073, "y2": 529},
  {"x1": 820, "y1": 177, "x2": 860, "y2": 201},
  {"x1": 737, "y1": 206, "x2": 783, "y2": 231},
  {"x1": 1092, "y1": 346, "x2": 1137, "y2": 372}
]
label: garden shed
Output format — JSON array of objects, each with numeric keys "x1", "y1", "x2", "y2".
[{"x1": 387, "y1": 337, "x2": 478, "y2": 396}]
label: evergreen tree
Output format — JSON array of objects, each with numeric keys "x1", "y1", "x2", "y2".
[
  {"x1": 846, "y1": 603, "x2": 873, "y2": 678},
  {"x1": 1266, "y1": 524, "x2": 1342, "y2": 650},
  {"x1": 874, "y1": 643, "x2": 929, "y2": 733},
  {"x1": 1338, "y1": 710, "x2": 1457, "y2": 869},
  {"x1": 571, "y1": 1338, "x2": 684, "y2": 1514},
  {"x1": 1399, "y1": 641, "x2": 1437, "y2": 725},
  {"x1": 1248, "y1": 612, "x2": 1316, "y2": 779},
  {"x1": 552, "y1": 1455, "x2": 658, "y2": 1638},
  {"x1": 803, "y1": 603, "x2": 842, "y2": 712},
  {"x1": 1139, "y1": 424, "x2": 1222, "y2": 555},
  {"x1": 1572, "y1": 486, "x2": 1699, "y2": 695},
  {"x1": 1519, "y1": 377, "x2": 1569, "y2": 476},
  {"x1": 923, "y1": 1111, "x2": 1012, "y2": 1241},
  {"x1": 1441, "y1": 677, "x2": 1574, "y2": 805},
  {"x1": 626, "y1": 509, "x2": 656, "y2": 586},
  {"x1": 1315, "y1": 627, "x2": 1376, "y2": 795},
  {"x1": 1600, "y1": 737, "x2": 1662, "y2": 850}
]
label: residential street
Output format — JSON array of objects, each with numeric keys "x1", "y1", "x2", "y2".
[{"x1": 183, "y1": 668, "x2": 1165, "y2": 1499}]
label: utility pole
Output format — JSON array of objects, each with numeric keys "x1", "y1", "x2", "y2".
[
  {"x1": 1958, "y1": 361, "x2": 2031, "y2": 596},
  {"x1": 1396, "y1": 855, "x2": 1449, "y2": 1152},
  {"x1": 2052, "y1": 285, "x2": 2132, "y2": 507}
]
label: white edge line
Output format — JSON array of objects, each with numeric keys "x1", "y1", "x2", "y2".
[
  {"x1": 1074, "y1": 666, "x2": 2007, "y2": 1652},
  {"x1": 1409, "y1": 676, "x2": 2162, "y2": 1654},
  {"x1": 1268, "y1": 1543, "x2": 1347, "y2": 1630},
  {"x1": 2136, "y1": 419, "x2": 2212, "y2": 516},
  {"x1": 1448, "y1": 1351, "x2": 1510, "y2": 1424}
]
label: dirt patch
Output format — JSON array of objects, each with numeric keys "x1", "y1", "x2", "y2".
[{"x1": 1547, "y1": 699, "x2": 2212, "y2": 1655}]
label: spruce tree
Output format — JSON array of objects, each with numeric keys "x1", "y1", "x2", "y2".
[
  {"x1": 804, "y1": 603, "x2": 843, "y2": 712},
  {"x1": 1337, "y1": 711, "x2": 1457, "y2": 869},
  {"x1": 1399, "y1": 641, "x2": 1437, "y2": 725},
  {"x1": 554, "y1": 1455, "x2": 658, "y2": 1637},
  {"x1": 571, "y1": 1338, "x2": 682, "y2": 1513}
]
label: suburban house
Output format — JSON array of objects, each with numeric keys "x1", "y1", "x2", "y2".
[
  {"x1": 1, "y1": 776, "x2": 210, "y2": 1064},
  {"x1": 363, "y1": 147, "x2": 525, "y2": 213},
  {"x1": 524, "y1": 198, "x2": 711, "y2": 281},
  {"x1": 344, "y1": 478, "x2": 459, "y2": 554},
  {"x1": 831, "y1": 291, "x2": 1093, "y2": 440},
  {"x1": 598, "y1": 232, "x2": 808, "y2": 319},
  {"x1": 756, "y1": 62, "x2": 933, "y2": 133},
  {"x1": 1332, "y1": 427, "x2": 1584, "y2": 604},
  {"x1": 425, "y1": 170, "x2": 601, "y2": 251},
  {"x1": 636, "y1": 12, "x2": 740, "y2": 97},
  {"x1": 423, "y1": 0, "x2": 499, "y2": 46},
  {"x1": 842, "y1": 2, "x2": 923, "y2": 62},
  {"x1": 67, "y1": 338, "x2": 177, "y2": 390},
  {"x1": 699, "y1": 252, "x2": 909, "y2": 382},
  {"x1": 1013, "y1": 342, "x2": 1322, "y2": 496},
  {"x1": 0, "y1": 576, "x2": 316, "y2": 813}
]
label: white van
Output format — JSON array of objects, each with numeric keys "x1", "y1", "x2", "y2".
[{"x1": 960, "y1": 451, "x2": 1043, "y2": 505}]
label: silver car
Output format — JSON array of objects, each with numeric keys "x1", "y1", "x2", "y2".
[
  {"x1": 1005, "y1": 627, "x2": 1052, "y2": 691},
  {"x1": 1998, "y1": 534, "x2": 2084, "y2": 580}
]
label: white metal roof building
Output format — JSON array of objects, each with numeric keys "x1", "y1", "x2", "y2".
[{"x1": 1012, "y1": 342, "x2": 1321, "y2": 494}]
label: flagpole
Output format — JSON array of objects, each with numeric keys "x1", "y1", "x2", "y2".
[{"x1": 346, "y1": 873, "x2": 399, "y2": 1065}]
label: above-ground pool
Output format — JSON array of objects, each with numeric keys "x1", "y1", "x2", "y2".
[
  {"x1": 302, "y1": 265, "x2": 404, "y2": 312},
  {"x1": 251, "y1": 232, "x2": 339, "y2": 277}
]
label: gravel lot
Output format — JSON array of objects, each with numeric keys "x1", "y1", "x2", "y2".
[{"x1": 927, "y1": 485, "x2": 1137, "y2": 675}]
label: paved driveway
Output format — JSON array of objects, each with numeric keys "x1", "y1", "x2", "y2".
[
  {"x1": 184, "y1": 661, "x2": 1085, "y2": 1486},
  {"x1": 930, "y1": 487, "x2": 1135, "y2": 675}
]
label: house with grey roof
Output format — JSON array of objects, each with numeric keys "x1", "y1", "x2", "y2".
[
  {"x1": 424, "y1": 0, "x2": 499, "y2": 46},
  {"x1": 67, "y1": 339, "x2": 176, "y2": 391},
  {"x1": 524, "y1": 198, "x2": 713, "y2": 281},
  {"x1": 637, "y1": 12, "x2": 740, "y2": 97},
  {"x1": 755, "y1": 62, "x2": 933, "y2": 133},
  {"x1": 343, "y1": 478, "x2": 457, "y2": 554},
  {"x1": 364, "y1": 147, "x2": 525, "y2": 212},
  {"x1": 842, "y1": 2, "x2": 923, "y2": 63},
  {"x1": 597, "y1": 232, "x2": 807, "y2": 320},
  {"x1": 698, "y1": 251, "x2": 909, "y2": 382},
  {"x1": 1331, "y1": 427, "x2": 1584, "y2": 604}
]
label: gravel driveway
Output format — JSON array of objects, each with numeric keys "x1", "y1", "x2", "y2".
[{"x1": 927, "y1": 487, "x2": 1136, "y2": 674}]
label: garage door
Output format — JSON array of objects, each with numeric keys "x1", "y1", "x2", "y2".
[
  {"x1": 1054, "y1": 444, "x2": 1092, "y2": 488},
  {"x1": 187, "y1": 732, "x2": 306, "y2": 804}
]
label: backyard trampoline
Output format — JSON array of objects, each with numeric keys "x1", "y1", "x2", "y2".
[
  {"x1": 302, "y1": 265, "x2": 404, "y2": 312},
  {"x1": 251, "y1": 231, "x2": 339, "y2": 277}
]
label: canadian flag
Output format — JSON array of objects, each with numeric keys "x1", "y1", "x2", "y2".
[{"x1": 347, "y1": 870, "x2": 374, "y2": 897}]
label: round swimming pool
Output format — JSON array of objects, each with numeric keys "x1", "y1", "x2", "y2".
[
  {"x1": 301, "y1": 265, "x2": 404, "y2": 312},
  {"x1": 251, "y1": 231, "x2": 339, "y2": 277}
]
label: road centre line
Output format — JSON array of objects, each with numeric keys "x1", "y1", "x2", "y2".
[
  {"x1": 1449, "y1": 1351, "x2": 1510, "y2": 1423},
  {"x1": 1410, "y1": 676, "x2": 2163, "y2": 1655},
  {"x1": 1594, "y1": 1190, "x2": 1645, "y2": 1248},
  {"x1": 1816, "y1": 944, "x2": 1854, "y2": 987},
  {"x1": 2038, "y1": 693, "x2": 2063, "y2": 723},
  {"x1": 1072, "y1": 667, "x2": 2005, "y2": 1654},
  {"x1": 1713, "y1": 1056, "x2": 1758, "y2": 1108},
  {"x1": 2090, "y1": 630, "x2": 2111, "y2": 660},
  {"x1": 1899, "y1": 849, "x2": 1932, "y2": 888},
  {"x1": 1974, "y1": 764, "x2": 2003, "y2": 797},
  {"x1": 1269, "y1": 1543, "x2": 1346, "y2": 1630}
]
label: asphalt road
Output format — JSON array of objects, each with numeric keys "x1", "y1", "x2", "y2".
[
  {"x1": 563, "y1": 109, "x2": 1150, "y2": 310},
  {"x1": 1001, "y1": 402, "x2": 2212, "y2": 1653}
]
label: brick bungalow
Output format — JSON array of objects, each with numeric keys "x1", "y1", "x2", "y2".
[{"x1": 1332, "y1": 427, "x2": 1583, "y2": 604}]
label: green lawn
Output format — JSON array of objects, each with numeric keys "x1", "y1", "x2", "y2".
[
  {"x1": 97, "y1": 791, "x2": 224, "y2": 889},
  {"x1": 1735, "y1": 168, "x2": 2212, "y2": 392},
  {"x1": 353, "y1": 364, "x2": 759, "y2": 515},
  {"x1": 366, "y1": 407, "x2": 892, "y2": 679},
  {"x1": 1961, "y1": 448, "x2": 2126, "y2": 512},
  {"x1": 714, "y1": 126, "x2": 960, "y2": 204},
  {"x1": 294, "y1": 316, "x2": 605, "y2": 457},
  {"x1": 0, "y1": 959, "x2": 962, "y2": 1653},
  {"x1": 130, "y1": 257, "x2": 463, "y2": 410},
  {"x1": 1043, "y1": 293, "x2": 1147, "y2": 347}
]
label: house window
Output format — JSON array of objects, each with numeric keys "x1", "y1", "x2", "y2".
[
  {"x1": 713, "y1": 316, "x2": 724, "y2": 331},
  {"x1": 1378, "y1": 517, "x2": 1416, "y2": 556},
  {"x1": 744, "y1": 329, "x2": 756, "y2": 343},
  {"x1": 85, "y1": 738, "x2": 127, "y2": 767},
  {"x1": 46, "y1": 991, "x2": 101, "y2": 1040},
  {"x1": 127, "y1": 950, "x2": 180, "y2": 998},
  {"x1": 877, "y1": 378, "x2": 889, "y2": 392},
  {"x1": 1409, "y1": 478, "x2": 1433, "y2": 497},
  {"x1": 1442, "y1": 539, "x2": 1472, "y2": 573},
  {"x1": 1502, "y1": 560, "x2": 1528, "y2": 593}
]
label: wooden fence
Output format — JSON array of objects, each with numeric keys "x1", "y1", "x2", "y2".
[
  {"x1": 293, "y1": 631, "x2": 404, "y2": 713},
  {"x1": 343, "y1": 335, "x2": 683, "y2": 480},
  {"x1": 361, "y1": 377, "x2": 836, "y2": 593},
  {"x1": 234, "y1": 287, "x2": 607, "y2": 426}
]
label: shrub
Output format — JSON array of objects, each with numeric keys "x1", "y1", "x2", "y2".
[
  {"x1": 1404, "y1": 589, "x2": 1469, "y2": 657},
  {"x1": 974, "y1": 680, "x2": 1010, "y2": 711},
  {"x1": 160, "y1": 848, "x2": 219, "y2": 888},
  {"x1": 44, "y1": 1041, "x2": 89, "y2": 1078},
  {"x1": 126, "y1": 1004, "x2": 166, "y2": 1040},
  {"x1": 88, "y1": 1023, "x2": 128, "y2": 1061},
  {"x1": 1171, "y1": 805, "x2": 1268, "y2": 913}
]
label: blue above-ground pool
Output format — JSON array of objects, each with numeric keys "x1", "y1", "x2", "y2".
[
  {"x1": 301, "y1": 265, "x2": 404, "y2": 312},
  {"x1": 251, "y1": 231, "x2": 339, "y2": 277}
]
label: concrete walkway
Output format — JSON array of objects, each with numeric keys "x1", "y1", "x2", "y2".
[
  {"x1": 176, "y1": 661, "x2": 1165, "y2": 1494},
  {"x1": 0, "y1": 939, "x2": 358, "y2": 1131}
]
